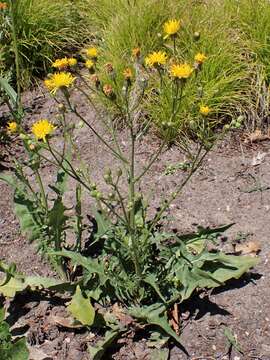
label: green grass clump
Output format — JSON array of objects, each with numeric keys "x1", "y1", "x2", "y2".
[
  {"x1": 82, "y1": 0, "x2": 252, "y2": 139},
  {"x1": 1, "y1": 0, "x2": 90, "y2": 87}
]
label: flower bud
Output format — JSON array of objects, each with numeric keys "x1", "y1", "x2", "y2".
[
  {"x1": 193, "y1": 32, "x2": 201, "y2": 41},
  {"x1": 58, "y1": 103, "x2": 66, "y2": 113},
  {"x1": 116, "y1": 168, "x2": 122, "y2": 177},
  {"x1": 138, "y1": 77, "x2": 148, "y2": 90}
]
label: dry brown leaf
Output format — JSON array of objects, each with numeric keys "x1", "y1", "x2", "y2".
[
  {"x1": 49, "y1": 314, "x2": 83, "y2": 329},
  {"x1": 234, "y1": 241, "x2": 261, "y2": 256},
  {"x1": 112, "y1": 303, "x2": 134, "y2": 327},
  {"x1": 244, "y1": 129, "x2": 270, "y2": 143},
  {"x1": 169, "y1": 303, "x2": 180, "y2": 335}
]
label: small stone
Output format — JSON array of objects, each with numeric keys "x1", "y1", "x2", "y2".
[{"x1": 212, "y1": 344, "x2": 217, "y2": 351}]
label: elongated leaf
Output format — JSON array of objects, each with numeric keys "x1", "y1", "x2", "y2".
[
  {"x1": 68, "y1": 285, "x2": 95, "y2": 326},
  {"x1": 129, "y1": 304, "x2": 182, "y2": 345},
  {"x1": 14, "y1": 189, "x2": 42, "y2": 242},
  {"x1": 0, "y1": 77, "x2": 18, "y2": 107},
  {"x1": 88, "y1": 329, "x2": 120, "y2": 360},
  {"x1": 51, "y1": 250, "x2": 108, "y2": 285}
]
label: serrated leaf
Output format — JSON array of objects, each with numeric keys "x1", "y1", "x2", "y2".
[
  {"x1": 68, "y1": 285, "x2": 95, "y2": 326},
  {"x1": 51, "y1": 250, "x2": 108, "y2": 285},
  {"x1": 129, "y1": 304, "x2": 182, "y2": 345}
]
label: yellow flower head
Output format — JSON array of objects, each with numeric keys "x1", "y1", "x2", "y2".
[
  {"x1": 52, "y1": 57, "x2": 77, "y2": 69},
  {"x1": 86, "y1": 47, "x2": 98, "y2": 59},
  {"x1": 123, "y1": 68, "x2": 133, "y2": 80},
  {"x1": 7, "y1": 121, "x2": 17, "y2": 133},
  {"x1": 85, "y1": 59, "x2": 94, "y2": 69},
  {"x1": 163, "y1": 19, "x2": 181, "y2": 39},
  {"x1": 44, "y1": 72, "x2": 76, "y2": 94},
  {"x1": 0, "y1": 2, "x2": 8, "y2": 10},
  {"x1": 68, "y1": 58, "x2": 77, "y2": 67},
  {"x1": 32, "y1": 119, "x2": 56, "y2": 142},
  {"x1": 170, "y1": 63, "x2": 193, "y2": 79},
  {"x1": 145, "y1": 51, "x2": 167, "y2": 67},
  {"x1": 200, "y1": 105, "x2": 211, "y2": 116},
  {"x1": 195, "y1": 53, "x2": 207, "y2": 64},
  {"x1": 52, "y1": 57, "x2": 69, "y2": 69}
]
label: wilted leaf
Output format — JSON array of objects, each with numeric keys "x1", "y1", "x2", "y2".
[
  {"x1": 68, "y1": 285, "x2": 95, "y2": 326},
  {"x1": 234, "y1": 241, "x2": 261, "y2": 256}
]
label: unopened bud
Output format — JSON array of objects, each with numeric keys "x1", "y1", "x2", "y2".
[
  {"x1": 58, "y1": 103, "x2": 66, "y2": 113},
  {"x1": 193, "y1": 32, "x2": 201, "y2": 41}
]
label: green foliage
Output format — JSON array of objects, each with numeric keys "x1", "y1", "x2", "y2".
[
  {"x1": 67, "y1": 285, "x2": 95, "y2": 326},
  {"x1": 0, "y1": 307, "x2": 29, "y2": 360},
  {"x1": 0, "y1": 260, "x2": 73, "y2": 298},
  {"x1": 0, "y1": 0, "x2": 90, "y2": 87}
]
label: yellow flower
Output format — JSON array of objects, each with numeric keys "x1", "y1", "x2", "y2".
[
  {"x1": 7, "y1": 121, "x2": 17, "y2": 133},
  {"x1": 52, "y1": 57, "x2": 77, "y2": 69},
  {"x1": 195, "y1": 53, "x2": 207, "y2": 64},
  {"x1": 145, "y1": 51, "x2": 167, "y2": 67},
  {"x1": 52, "y1": 58, "x2": 69, "y2": 69},
  {"x1": 170, "y1": 63, "x2": 193, "y2": 79},
  {"x1": 200, "y1": 105, "x2": 211, "y2": 116},
  {"x1": 44, "y1": 72, "x2": 76, "y2": 94},
  {"x1": 123, "y1": 68, "x2": 133, "y2": 80},
  {"x1": 32, "y1": 119, "x2": 56, "y2": 142},
  {"x1": 85, "y1": 59, "x2": 94, "y2": 69},
  {"x1": 163, "y1": 19, "x2": 181, "y2": 39},
  {"x1": 86, "y1": 47, "x2": 98, "y2": 59},
  {"x1": 68, "y1": 58, "x2": 77, "y2": 67}
]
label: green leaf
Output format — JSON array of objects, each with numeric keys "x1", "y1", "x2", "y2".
[
  {"x1": 224, "y1": 326, "x2": 243, "y2": 353},
  {"x1": 0, "y1": 78, "x2": 18, "y2": 107},
  {"x1": 8, "y1": 338, "x2": 29, "y2": 360},
  {"x1": 14, "y1": 189, "x2": 42, "y2": 242},
  {"x1": 51, "y1": 250, "x2": 108, "y2": 285},
  {"x1": 68, "y1": 285, "x2": 95, "y2": 326},
  {"x1": 0, "y1": 277, "x2": 26, "y2": 298},
  {"x1": 92, "y1": 208, "x2": 111, "y2": 239},
  {"x1": 129, "y1": 304, "x2": 182, "y2": 345},
  {"x1": 150, "y1": 348, "x2": 169, "y2": 360},
  {"x1": 88, "y1": 328, "x2": 120, "y2": 360},
  {"x1": 143, "y1": 274, "x2": 166, "y2": 303}
]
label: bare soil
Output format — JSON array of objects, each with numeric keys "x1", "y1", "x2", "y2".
[{"x1": 0, "y1": 85, "x2": 270, "y2": 360}]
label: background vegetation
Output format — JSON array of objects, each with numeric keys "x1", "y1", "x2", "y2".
[{"x1": 1, "y1": 0, "x2": 270, "y2": 137}]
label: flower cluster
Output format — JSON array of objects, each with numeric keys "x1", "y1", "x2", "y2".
[{"x1": 52, "y1": 57, "x2": 77, "y2": 70}]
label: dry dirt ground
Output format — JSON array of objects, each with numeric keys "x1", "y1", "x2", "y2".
[{"x1": 0, "y1": 85, "x2": 270, "y2": 360}]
